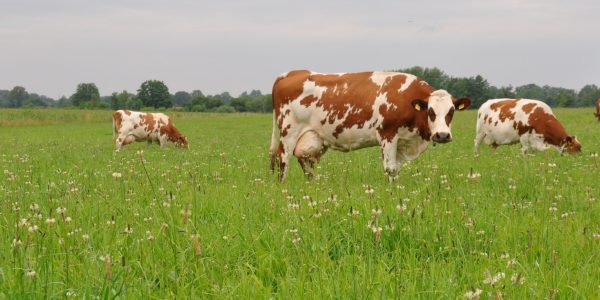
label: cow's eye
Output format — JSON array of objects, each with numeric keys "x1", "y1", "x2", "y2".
[{"x1": 428, "y1": 108, "x2": 436, "y2": 121}]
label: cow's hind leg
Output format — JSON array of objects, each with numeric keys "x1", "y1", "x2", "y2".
[{"x1": 474, "y1": 132, "x2": 485, "y2": 157}]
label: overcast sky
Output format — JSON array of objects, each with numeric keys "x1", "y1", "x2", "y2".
[{"x1": 1, "y1": 0, "x2": 599, "y2": 98}]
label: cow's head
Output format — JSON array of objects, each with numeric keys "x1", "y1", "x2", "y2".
[
  {"x1": 411, "y1": 90, "x2": 471, "y2": 143},
  {"x1": 560, "y1": 135, "x2": 581, "y2": 154},
  {"x1": 175, "y1": 136, "x2": 189, "y2": 149}
]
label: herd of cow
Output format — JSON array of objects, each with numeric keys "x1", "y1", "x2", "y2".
[{"x1": 112, "y1": 70, "x2": 598, "y2": 181}]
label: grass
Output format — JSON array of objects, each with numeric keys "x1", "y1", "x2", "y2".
[{"x1": 0, "y1": 108, "x2": 599, "y2": 298}]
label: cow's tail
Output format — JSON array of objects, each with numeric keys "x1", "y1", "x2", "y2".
[{"x1": 269, "y1": 112, "x2": 280, "y2": 172}]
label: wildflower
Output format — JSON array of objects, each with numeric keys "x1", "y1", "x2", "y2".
[
  {"x1": 26, "y1": 269, "x2": 36, "y2": 278},
  {"x1": 364, "y1": 185, "x2": 374, "y2": 196},
  {"x1": 146, "y1": 231, "x2": 154, "y2": 241},
  {"x1": 56, "y1": 207, "x2": 67, "y2": 214},
  {"x1": 29, "y1": 203, "x2": 39, "y2": 211},
  {"x1": 592, "y1": 233, "x2": 600, "y2": 240},
  {"x1": 111, "y1": 172, "x2": 122, "y2": 178},
  {"x1": 124, "y1": 225, "x2": 133, "y2": 235},
  {"x1": 64, "y1": 216, "x2": 72, "y2": 223},
  {"x1": 507, "y1": 258, "x2": 517, "y2": 268},
  {"x1": 372, "y1": 226, "x2": 382, "y2": 241},
  {"x1": 464, "y1": 288, "x2": 482, "y2": 299},
  {"x1": 483, "y1": 271, "x2": 505, "y2": 285},
  {"x1": 511, "y1": 272, "x2": 525, "y2": 285},
  {"x1": 371, "y1": 207, "x2": 382, "y2": 217},
  {"x1": 11, "y1": 239, "x2": 22, "y2": 248},
  {"x1": 348, "y1": 207, "x2": 360, "y2": 218},
  {"x1": 28, "y1": 224, "x2": 38, "y2": 233},
  {"x1": 549, "y1": 206, "x2": 558, "y2": 213},
  {"x1": 396, "y1": 203, "x2": 407, "y2": 213}
]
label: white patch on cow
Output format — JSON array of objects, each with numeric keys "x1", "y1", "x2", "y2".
[
  {"x1": 278, "y1": 71, "x2": 290, "y2": 79},
  {"x1": 369, "y1": 72, "x2": 394, "y2": 87},
  {"x1": 398, "y1": 74, "x2": 417, "y2": 92}
]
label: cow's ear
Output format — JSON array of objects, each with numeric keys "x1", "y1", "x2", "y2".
[
  {"x1": 454, "y1": 98, "x2": 471, "y2": 110},
  {"x1": 411, "y1": 99, "x2": 428, "y2": 111}
]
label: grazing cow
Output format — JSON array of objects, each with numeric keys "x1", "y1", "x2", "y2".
[
  {"x1": 474, "y1": 99, "x2": 581, "y2": 155},
  {"x1": 112, "y1": 110, "x2": 188, "y2": 150},
  {"x1": 269, "y1": 70, "x2": 471, "y2": 181},
  {"x1": 594, "y1": 98, "x2": 600, "y2": 122}
]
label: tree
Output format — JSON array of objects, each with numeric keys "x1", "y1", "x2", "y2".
[
  {"x1": 577, "y1": 84, "x2": 600, "y2": 107},
  {"x1": 125, "y1": 97, "x2": 143, "y2": 110},
  {"x1": 71, "y1": 83, "x2": 100, "y2": 107},
  {"x1": 137, "y1": 80, "x2": 172, "y2": 108},
  {"x1": 173, "y1": 91, "x2": 191, "y2": 107},
  {"x1": 111, "y1": 90, "x2": 132, "y2": 110},
  {"x1": 8, "y1": 86, "x2": 28, "y2": 108}
]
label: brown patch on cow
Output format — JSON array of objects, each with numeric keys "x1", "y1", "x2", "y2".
[
  {"x1": 483, "y1": 114, "x2": 488, "y2": 123},
  {"x1": 112, "y1": 111, "x2": 123, "y2": 137},
  {"x1": 376, "y1": 74, "x2": 434, "y2": 141},
  {"x1": 445, "y1": 108, "x2": 455, "y2": 125},
  {"x1": 123, "y1": 110, "x2": 132, "y2": 116},
  {"x1": 141, "y1": 113, "x2": 155, "y2": 133},
  {"x1": 428, "y1": 108, "x2": 436, "y2": 122},
  {"x1": 490, "y1": 99, "x2": 517, "y2": 122},
  {"x1": 159, "y1": 118, "x2": 188, "y2": 147},
  {"x1": 526, "y1": 107, "x2": 568, "y2": 146},
  {"x1": 522, "y1": 103, "x2": 537, "y2": 114}
]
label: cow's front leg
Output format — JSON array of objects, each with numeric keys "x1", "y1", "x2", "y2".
[{"x1": 380, "y1": 137, "x2": 399, "y2": 181}]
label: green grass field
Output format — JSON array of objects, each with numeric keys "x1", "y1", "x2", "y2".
[{"x1": 1, "y1": 108, "x2": 599, "y2": 299}]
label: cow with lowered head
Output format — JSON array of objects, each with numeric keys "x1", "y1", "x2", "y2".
[
  {"x1": 112, "y1": 110, "x2": 188, "y2": 150},
  {"x1": 269, "y1": 70, "x2": 471, "y2": 181},
  {"x1": 474, "y1": 98, "x2": 581, "y2": 155}
]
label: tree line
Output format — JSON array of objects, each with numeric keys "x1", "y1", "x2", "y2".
[{"x1": 1, "y1": 67, "x2": 599, "y2": 111}]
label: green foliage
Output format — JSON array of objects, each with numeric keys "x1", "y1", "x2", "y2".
[
  {"x1": 71, "y1": 83, "x2": 100, "y2": 107},
  {"x1": 137, "y1": 80, "x2": 173, "y2": 108},
  {"x1": 173, "y1": 91, "x2": 191, "y2": 107},
  {"x1": 0, "y1": 109, "x2": 599, "y2": 298},
  {"x1": 8, "y1": 86, "x2": 28, "y2": 108},
  {"x1": 110, "y1": 91, "x2": 133, "y2": 110},
  {"x1": 125, "y1": 97, "x2": 144, "y2": 110}
]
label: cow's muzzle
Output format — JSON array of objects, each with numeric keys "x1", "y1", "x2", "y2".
[{"x1": 432, "y1": 132, "x2": 452, "y2": 143}]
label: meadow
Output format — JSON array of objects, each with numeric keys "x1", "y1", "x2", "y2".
[{"x1": 0, "y1": 108, "x2": 599, "y2": 299}]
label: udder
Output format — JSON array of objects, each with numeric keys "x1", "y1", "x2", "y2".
[{"x1": 294, "y1": 130, "x2": 325, "y2": 158}]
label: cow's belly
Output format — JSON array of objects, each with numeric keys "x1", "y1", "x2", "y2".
[
  {"x1": 320, "y1": 128, "x2": 378, "y2": 151},
  {"x1": 480, "y1": 122, "x2": 521, "y2": 145}
]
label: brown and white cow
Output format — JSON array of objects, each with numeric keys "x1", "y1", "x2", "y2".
[
  {"x1": 474, "y1": 99, "x2": 581, "y2": 155},
  {"x1": 269, "y1": 70, "x2": 471, "y2": 181},
  {"x1": 594, "y1": 98, "x2": 600, "y2": 122},
  {"x1": 112, "y1": 110, "x2": 188, "y2": 150}
]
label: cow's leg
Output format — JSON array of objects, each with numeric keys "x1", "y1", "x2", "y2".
[
  {"x1": 519, "y1": 135, "x2": 530, "y2": 156},
  {"x1": 116, "y1": 134, "x2": 133, "y2": 150},
  {"x1": 380, "y1": 136, "x2": 399, "y2": 181},
  {"x1": 474, "y1": 132, "x2": 485, "y2": 157},
  {"x1": 294, "y1": 131, "x2": 325, "y2": 179}
]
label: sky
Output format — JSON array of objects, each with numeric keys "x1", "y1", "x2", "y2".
[{"x1": 1, "y1": 0, "x2": 599, "y2": 98}]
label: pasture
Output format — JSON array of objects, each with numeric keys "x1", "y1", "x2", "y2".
[{"x1": 1, "y1": 108, "x2": 599, "y2": 298}]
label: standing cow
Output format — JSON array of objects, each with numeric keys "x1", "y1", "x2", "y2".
[
  {"x1": 269, "y1": 70, "x2": 471, "y2": 181},
  {"x1": 112, "y1": 110, "x2": 188, "y2": 150},
  {"x1": 594, "y1": 98, "x2": 600, "y2": 122},
  {"x1": 474, "y1": 99, "x2": 581, "y2": 155}
]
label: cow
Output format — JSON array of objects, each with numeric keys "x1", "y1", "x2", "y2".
[
  {"x1": 112, "y1": 110, "x2": 188, "y2": 150},
  {"x1": 594, "y1": 98, "x2": 600, "y2": 122},
  {"x1": 269, "y1": 70, "x2": 471, "y2": 181},
  {"x1": 474, "y1": 98, "x2": 581, "y2": 155}
]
